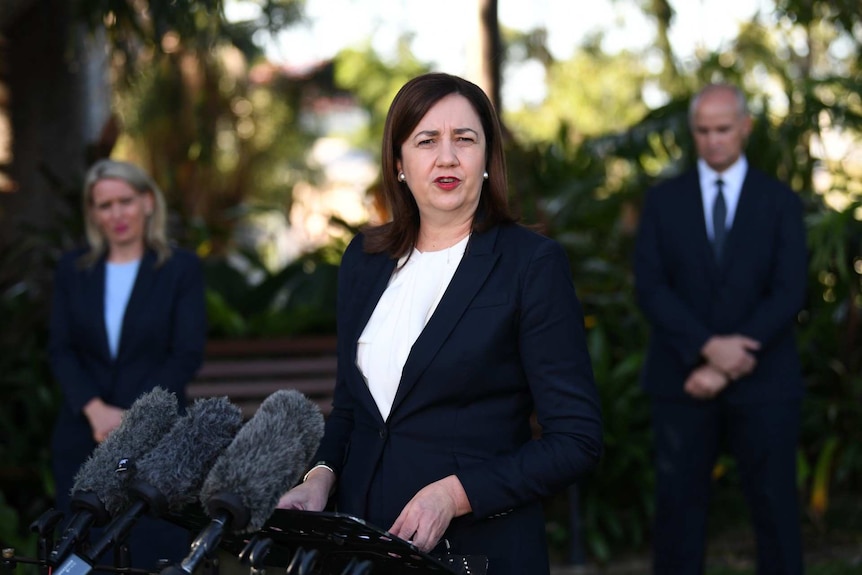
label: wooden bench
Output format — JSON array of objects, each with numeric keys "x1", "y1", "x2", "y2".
[{"x1": 187, "y1": 335, "x2": 338, "y2": 419}]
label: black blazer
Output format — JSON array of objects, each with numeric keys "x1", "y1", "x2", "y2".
[
  {"x1": 634, "y1": 166, "x2": 808, "y2": 403},
  {"x1": 315, "y1": 223, "x2": 603, "y2": 572}
]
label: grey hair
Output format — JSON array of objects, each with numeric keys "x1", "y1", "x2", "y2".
[
  {"x1": 688, "y1": 83, "x2": 749, "y2": 124},
  {"x1": 81, "y1": 159, "x2": 172, "y2": 267}
]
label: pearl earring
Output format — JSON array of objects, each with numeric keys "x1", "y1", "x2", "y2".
[
  {"x1": 483, "y1": 171, "x2": 489, "y2": 180},
  {"x1": 398, "y1": 172, "x2": 406, "y2": 182}
]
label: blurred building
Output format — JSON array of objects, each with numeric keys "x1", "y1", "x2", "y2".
[{"x1": 234, "y1": 60, "x2": 377, "y2": 271}]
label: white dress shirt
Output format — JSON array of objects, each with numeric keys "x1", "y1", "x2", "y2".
[
  {"x1": 357, "y1": 235, "x2": 470, "y2": 420},
  {"x1": 698, "y1": 155, "x2": 747, "y2": 240}
]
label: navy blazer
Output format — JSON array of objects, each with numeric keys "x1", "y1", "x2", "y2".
[
  {"x1": 49, "y1": 247, "x2": 206, "y2": 473},
  {"x1": 314, "y1": 223, "x2": 603, "y2": 571},
  {"x1": 49, "y1": 247, "x2": 206, "y2": 415},
  {"x1": 634, "y1": 166, "x2": 808, "y2": 403}
]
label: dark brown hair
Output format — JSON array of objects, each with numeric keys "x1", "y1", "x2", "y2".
[{"x1": 363, "y1": 73, "x2": 514, "y2": 257}]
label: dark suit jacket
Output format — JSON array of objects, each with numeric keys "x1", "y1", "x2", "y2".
[
  {"x1": 634, "y1": 166, "x2": 807, "y2": 403},
  {"x1": 314, "y1": 223, "x2": 603, "y2": 572},
  {"x1": 49, "y1": 246, "x2": 207, "y2": 504}
]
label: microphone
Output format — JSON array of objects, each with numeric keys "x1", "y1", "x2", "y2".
[
  {"x1": 49, "y1": 387, "x2": 180, "y2": 566},
  {"x1": 55, "y1": 396, "x2": 243, "y2": 575},
  {"x1": 164, "y1": 389, "x2": 325, "y2": 575}
]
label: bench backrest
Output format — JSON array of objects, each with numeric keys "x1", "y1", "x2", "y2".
[{"x1": 187, "y1": 335, "x2": 338, "y2": 419}]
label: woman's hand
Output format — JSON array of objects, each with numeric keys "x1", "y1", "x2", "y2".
[
  {"x1": 83, "y1": 398, "x2": 124, "y2": 443},
  {"x1": 276, "y1": 467, "x2": 334, "y2": 512},
  {"x1": 389, "y1": 475, "x2": 471, "y2": 553}
]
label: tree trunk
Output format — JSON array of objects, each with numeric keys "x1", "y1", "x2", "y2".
[
  {"x1": 475, "y1": 0, "x2": 502, "y2": 113},
  {"x1": 0, "y1": 0, "x2": 110, "y2": 282}
]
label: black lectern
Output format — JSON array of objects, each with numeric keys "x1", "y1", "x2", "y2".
[{"x1": 169, "y1": 508, "x2": 464, "y2": 575}]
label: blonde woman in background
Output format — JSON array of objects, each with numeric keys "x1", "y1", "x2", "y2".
[{"x1": 49, "y1": 159, "x2": 206, "y2": 571}]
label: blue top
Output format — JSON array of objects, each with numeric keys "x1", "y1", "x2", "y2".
[{"x1": 104, "y1": 259, "x2": 141, "y2": 358}]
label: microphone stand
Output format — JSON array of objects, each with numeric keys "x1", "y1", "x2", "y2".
[
  {"x1": 9, "y1": 503, "x2": 160, "y2": 575},
  {"x1": 162, "y1": 493, "x2": 250, "y2": 575},
  {"x1": 113, "y1": 539, "x2": 132, "y2": 571},
  {"x1": 55, "y1": 480, "x2": 168, "y2": 575},
  {"x1": 285, "y1": 548, "x2": 317, "y2": 575},
  {"x1": 239, "y1": 535, "x2": 272, "y2": 575},
  {"x1": 79, "y1": 498, "x2": 148, "y2": 570},
  {"x1": 49, "y1": 491, "x2": 111, "y2": 566},
  {"x1": 29, "y1": 509, "x2": 64, "y2": 575},
  {"x1": 339, "y1": 557, "x2": 373, "y2": 575}
]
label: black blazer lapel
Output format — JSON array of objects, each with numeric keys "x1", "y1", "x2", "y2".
[
  {"x1": 345, "y1": 250, "x2": 397, "y2": 422},
  {"x1": 83, "y1": 257, "x2": 112, "y2": 361},
  {"x1": 390, "y1": 227, "x2": 501, "y2": 417},
  {"x1": 346, "y1": 254, "x2": 397, "y2": 348},
  {"x1": 718, "y1": 168, "x2": 757, "y2": 274},
  {"x1": 117, "y1": 250, "x2": 157, "y2": 360},
  {"x1": 681, "y1": 171, "x2": 722, "y2": 278}
]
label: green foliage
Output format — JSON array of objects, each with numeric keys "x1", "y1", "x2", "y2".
[
  {"x1": 113, "y1": 48, "x2": 322, "y2": 253},
  {"x1": 774, "y1": 0, "x2": 862, "y2": 36},
  {"x1": 506, "y1": 120, "x2": 652, "y2": 561},
  {"x1": 582, "y1": 328, "x2": 652, "y2": 560},
  {"x1": 797, "y1": 200, "x2": 862, "y2": 529},
  {"x1": 333, "y1": 44, "x2": 430, "y2": 154},
  {"x1": 0, "y1": 219, "x2": 76, "y2": 557},
  {"x1": 504, "y1": 54, "x2": 862, "y2": 561},
  {"x1": 202, "y1": 218, "x2": 354, "y2": 338},
  {"x1": 203, "y1": 247, "x2": 340, "y2": 338},
  {"x1": 506, "y1": 46, "x2": 652, "y2": 143},
  {"x1": 76, "y1": 0, "x2": 305, "y2": 67}
]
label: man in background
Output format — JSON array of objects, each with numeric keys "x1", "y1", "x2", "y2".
[{"x1": 634, "y1": 83, "x2": 807, "y2": 575}]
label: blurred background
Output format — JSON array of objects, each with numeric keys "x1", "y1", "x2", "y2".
[{"x1": 0, "y1": 1, "x2": 860, "y2": 573}]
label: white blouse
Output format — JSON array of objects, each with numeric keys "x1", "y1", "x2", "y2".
[{"x1": 357, "y1": 235, "x2": 470, "y2": 420}]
